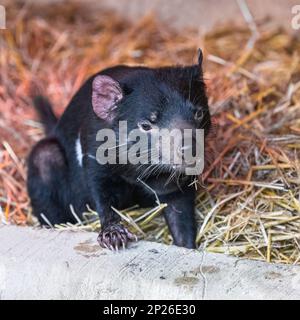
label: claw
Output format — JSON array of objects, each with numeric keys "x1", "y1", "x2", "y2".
[{"x1": 97, "y1": 224, "x2": 137, "y2": 251}]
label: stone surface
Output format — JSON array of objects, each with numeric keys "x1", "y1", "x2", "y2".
[{"x1": 0, "y1": 225, "x2": 300, "y2": 299}]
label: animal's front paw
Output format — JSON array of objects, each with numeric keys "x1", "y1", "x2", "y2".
[{"x1": 97, "y1": 224, "x2": 137, "y2": 251}]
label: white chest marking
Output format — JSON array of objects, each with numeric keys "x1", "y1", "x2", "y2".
[{"x1": 75, "y1": 134, "x2": 83, "y2": 167}]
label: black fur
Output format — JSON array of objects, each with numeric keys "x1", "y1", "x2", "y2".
[
  {"x1": 32, "y1": 96, "x2": 58, "y2": 135},
  {"x1": 27, "y1": 60, "x2": 211, "y2": 250}
]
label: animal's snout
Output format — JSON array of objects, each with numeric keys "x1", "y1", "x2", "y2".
[{"x1": 176, "y1": 145, "x2": 192, "y2": 157}]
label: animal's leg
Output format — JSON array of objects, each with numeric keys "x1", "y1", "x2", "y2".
[
  {"x1": 161, "y1": 188, "x2": 197, "y2": 249},
  {"x1": 85, "y1": 163, "x2": 136, "y2": 250},
  {"x1": 27, "y1": 138, "x2": 74, "y2": 225}
]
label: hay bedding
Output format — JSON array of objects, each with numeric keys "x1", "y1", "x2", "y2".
[{"x1": 0, "y1": 2, "x2": 300, "y2": 264}]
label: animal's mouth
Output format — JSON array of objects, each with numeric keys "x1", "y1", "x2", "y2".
[
  {"x1": 170, "y1": 162, "x2": 198, "y2": 173},
  {"x1": 157, "y1": 162, "x2": 197, "y2": 173},
  {"x1": 139, "y1": 149, "x2": 202, "y2": 174}
]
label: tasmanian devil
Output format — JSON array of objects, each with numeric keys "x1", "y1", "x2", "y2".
[{"x1": 27, "y1": 49, "x2": 211, "y2": 250}]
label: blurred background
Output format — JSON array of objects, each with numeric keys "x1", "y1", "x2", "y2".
[
  {"x1": 4, "y1": 0, "x2": 298, "y2": 31},
  {"x1": 0, "y1": 0, "x2": 300, "y2": 264}
]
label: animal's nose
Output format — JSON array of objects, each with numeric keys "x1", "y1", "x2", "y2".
[{"x1": 176, "y1": 145, "x2": 192, "y2": 157}]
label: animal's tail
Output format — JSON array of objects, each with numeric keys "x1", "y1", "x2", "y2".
[{"x1": 32, "y1": 95, "x2": 58, "y2": 135}]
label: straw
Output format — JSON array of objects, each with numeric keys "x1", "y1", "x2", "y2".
[{"x1": 1, "y1": 1, "x2": 299, "y2": 264}]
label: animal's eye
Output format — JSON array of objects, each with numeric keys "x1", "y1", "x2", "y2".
[
  {"x1": 138, "y1": 121, "x2": 152, "y2": 132},
  {"x1": 150, "y1": 111, "x2": 158, "y2": 123},
  {"x1": 195, "y1": 109, "x2": 204, "y2": 121}
]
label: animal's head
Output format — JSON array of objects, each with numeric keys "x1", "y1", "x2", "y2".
[{"x1": 92, "y1": 49, "x2": 211, "y2": 176}]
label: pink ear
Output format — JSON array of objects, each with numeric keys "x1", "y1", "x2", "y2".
[{"x1": 92, "y1": 75, "x2": 123, "y2": 122}]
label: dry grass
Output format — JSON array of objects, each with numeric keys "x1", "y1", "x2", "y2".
[{"x1": 0, "y1": 1, "x2": 300, "y2": 264}]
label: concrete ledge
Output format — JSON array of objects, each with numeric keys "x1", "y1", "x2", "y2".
[{"x1": 0, "y1": 225, "x2": 300, "y2": 299}]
